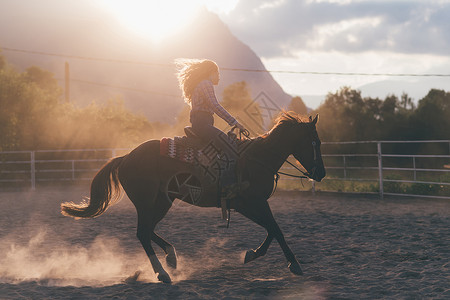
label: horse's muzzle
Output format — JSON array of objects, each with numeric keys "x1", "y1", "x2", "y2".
[{"x1": 310, "y1": 167, "x2": 326, "y2": 182}]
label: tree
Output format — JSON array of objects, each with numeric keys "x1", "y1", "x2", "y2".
[
  {"x1": 315, "y1": 87, "x2": 370, "y2": 141},
  {"x1": 411, "y1": 89, "x2": 450, "y2": 139},
  {"x1": 400, "y1": 92, "x2": 415, "y2": 110},
  {"x1": 23, "y1": 66, "x2": 62, "y2": 99},
  {"x1": 0, "y1": 56, "x2": 157, "y2": 150},
  {"x1": 47, "y1": 98, "x2": 155, "y2": 149},
  {"x1": 315, "y1": 86, "x2": 450, "y2": 142},
  {"x1": 0, "y1": 53, "x2": 5, "y2": 70},
  {"x1": 0, "y1": 64, "x2": 61, "y2": 150},
  {"x1": 221, "y1": 81, "x2": 252, "y2": 111},
  {"x1": 288, "y1": 96, "x2": 307, "y2": 115},
  {"x1": 219, "y1": 81, "x2": 263, "y2": 135}
]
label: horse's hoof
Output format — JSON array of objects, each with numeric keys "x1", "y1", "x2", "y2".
[
  {"x1": 288, "y1": 262, "x2": 303, "y2": 275},
  {"x1": 166, "y1": 249, "x2": 177, "y2": 269},
  {"x1": 124, "y1": 270, "x2": 141, "y2": 284},
  {"x1": 244, "y1": 250, "x2": 257, "y2": 264},
  {"x1": 157, "y1": 271, "x2": 172, "y2": 284}
]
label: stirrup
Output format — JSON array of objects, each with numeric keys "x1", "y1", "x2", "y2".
[{"x1": 220, "y1": 181, "x2": 249, "y2": 221}]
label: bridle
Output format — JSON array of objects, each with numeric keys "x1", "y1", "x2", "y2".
[
  {"x1": 279, "y1": 126, "x2": 320, "y2": 181},
  {"x1": 280, "y1": 150, "x2": 317, "y2": 181},
  {"x1": 237, "y1": 125, "x2": 321, "y2": 197}
]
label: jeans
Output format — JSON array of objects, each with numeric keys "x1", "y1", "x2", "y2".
[
  {"x1": 190, "y1": 110, "x2": 236, "y2": 186},
  {"x1": 190, "y1": 110, "x2": 227, "y2": 142}
]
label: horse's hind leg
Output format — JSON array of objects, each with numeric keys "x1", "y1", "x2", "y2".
[
  {"x1": 136, "y1": 198, "x2": 173, "y2": 283},
  {"x1": 124, "y1": 180, "x2": 173, "y2": 283},
  {"x1": 152, "y1": 232, "x2": 177, "y2": 269}
]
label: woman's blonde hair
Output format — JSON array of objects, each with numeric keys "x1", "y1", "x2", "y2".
[{"x1": 175, "y1": 58, "x2": 219, "y2": 104}]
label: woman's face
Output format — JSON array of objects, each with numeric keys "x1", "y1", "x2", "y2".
[{"x1": 210, "y1": 70, "x2": 220, "y2": 85}]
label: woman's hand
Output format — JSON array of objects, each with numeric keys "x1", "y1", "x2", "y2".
[
  {"x1": 234, "y1": 122, "x2": 250, "y2": 138},
  {"x1": 235, "y1": 122, "x2": 246, "y2": 132}
]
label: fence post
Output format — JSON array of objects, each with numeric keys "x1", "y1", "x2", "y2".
[
  {"x1": 343, "y1": 156, "x2": 347, "y2": 179},
  {"x1": 377, "y1": 142, "x2": 383, "y2": 199},
  {"x1": 30, "y1": 151, "x2": 36, "y2": 190}
]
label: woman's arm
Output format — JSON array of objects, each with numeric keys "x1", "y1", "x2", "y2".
[{"x1": 199, "y1": 80, "x2": 238, "y2": 126}]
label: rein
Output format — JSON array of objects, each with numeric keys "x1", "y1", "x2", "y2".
[
  {"x1": 232, "y1": 125, "x2": 318, "y2": 197},
  {"x1": 243, "y1": 153, "x2": 309, "y2": 198},
  {"x1": 278, "y1": 159, "x2": 309, "y2": 179},
  {"x1": 236, "y1": 128, "x2": 319, "y2": 197}
]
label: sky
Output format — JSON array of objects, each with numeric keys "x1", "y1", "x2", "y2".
[
  {"x1": 2, "y1": 0, "x2": 449, "y2": 109},
  {"x1": 101, "y1": 0, "x2": 450, "y2": 107},
  {"x1": 209, "y1": 0, "x2": 450, "y2": 107}
]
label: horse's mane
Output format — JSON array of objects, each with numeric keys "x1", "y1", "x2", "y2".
[
  {"x1": 260, "y1": 111, "x2": 309, "y2": 139},
  {"x1": 274, "y1": 111, "x2": 309, "y2": 126}
]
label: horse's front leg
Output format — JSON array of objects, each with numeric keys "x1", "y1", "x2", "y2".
[
  {"x1": 238, "y1": 200, "x2": 303, "y2": 275},
  {"x1": 269, "y1": 220, "x2": 303, "y2": 275},
  {"x1": 244, "y1": 233, "x2": 273, "y2": 263}
]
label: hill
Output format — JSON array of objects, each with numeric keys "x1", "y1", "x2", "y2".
[{"x1": 0, "y1": 3, "x2": 291, "y2": 123}]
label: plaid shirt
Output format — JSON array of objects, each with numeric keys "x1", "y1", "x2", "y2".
[{"x1": 191, "y1": 80, "x2": 237, "y2": 126}]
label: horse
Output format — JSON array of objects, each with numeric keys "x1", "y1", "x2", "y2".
[{"x1": 61, "y1": 112, "x2": 326, "y2": 283}]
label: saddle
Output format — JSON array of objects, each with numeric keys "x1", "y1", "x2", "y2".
[
  {"x1": 160, "y1": 127, "x2": 239, "y2": 165},
  {"x1": 160, "y1": 127, "x2": 251, "y2": 221},
  {"x1": 159, "y1": 127, "x2": 211, "y2": 165}
]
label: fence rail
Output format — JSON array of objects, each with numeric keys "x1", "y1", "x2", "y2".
[
  {"x1": 0, "y1": 148, "x2": 129, "y2": 190},
  {"x1": 315, "y1": 140, "x2": 450, "y2": 199},
  {"x1": 1, "y1": 141, "x2": 449, "y2": 199}
]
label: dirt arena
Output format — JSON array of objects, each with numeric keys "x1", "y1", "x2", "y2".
[{"x1": 0, "y1": 186, "x2": 448, "y2": 299}]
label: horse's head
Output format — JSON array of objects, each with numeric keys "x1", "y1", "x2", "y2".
[{"x1": 290, "y1": 114, "x2": 326, "y2": 182}]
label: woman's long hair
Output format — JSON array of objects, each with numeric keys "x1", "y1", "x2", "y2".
[{"x1": 175, "y1": 58, "x2": 218, "y2": 104}]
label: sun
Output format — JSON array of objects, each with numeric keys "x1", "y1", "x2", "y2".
[
  {"x1": 101, "y1": 0, "x2": 239, "y2": 43},
  {"x1": 102, "y1": 0, "x2": 202, "y2": 43}
]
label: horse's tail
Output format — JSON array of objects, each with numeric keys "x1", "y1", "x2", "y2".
[{"x1": 61, "y1": 156, "x2": 124, "y2": 219}]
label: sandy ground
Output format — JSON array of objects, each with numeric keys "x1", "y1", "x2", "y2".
[{"x1": 0, "y1": 185, "x2": 449, "y2": 299}]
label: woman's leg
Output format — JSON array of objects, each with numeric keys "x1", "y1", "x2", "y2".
[
  {"x1": 190, "y1": 111, "x2": 239, "y2": 193},
  {"x1": 191, "y1": 111, "x2": 224, "y2": 141}
]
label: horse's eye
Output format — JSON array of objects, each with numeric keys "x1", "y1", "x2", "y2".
[{"x1": 312, "y1": 141, "x2": 316, "y2": 146}]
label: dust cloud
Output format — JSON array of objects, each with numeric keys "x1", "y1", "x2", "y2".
[
  {"x1": 0, "y1": 224, "x2": 240, "y2": 287},
  {"x1": 0, "y1": 228, "x2": 154, "y2": 286}
]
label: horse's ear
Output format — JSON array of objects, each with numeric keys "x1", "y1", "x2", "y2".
[{"x1": 312, "y1": 114, "x2": 318, "y2": 125}]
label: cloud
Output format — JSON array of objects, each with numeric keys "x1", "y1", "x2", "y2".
[
  {"x1": 261, "y1": 50, "x2": 450, "y2": 108},
  {"x1": 220, "y1": 0, "x2": 450, "y2": 58}
]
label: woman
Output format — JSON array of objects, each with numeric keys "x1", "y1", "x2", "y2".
[
  {"x1": 176, "y1": 58, "x2": 247, "y2": 200},
  {"x1": 176, "y1": 58, "x2": 246, "y2": 142}
]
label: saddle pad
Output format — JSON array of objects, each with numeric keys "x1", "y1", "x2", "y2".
[{"x1": 160, "y1": 137, "x2": 203, "y2": 164}]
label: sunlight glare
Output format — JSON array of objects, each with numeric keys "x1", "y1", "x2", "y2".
[
  {"x1": 205, "y1": 0, "x2": 239, "y2": 14},
  {"x1": 102, "y1": 0, "x2": 203, "y2": 43}
]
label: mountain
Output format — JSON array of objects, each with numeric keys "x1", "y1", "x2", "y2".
[
  {"x1": 0, "y1": 3, "x2": 292, "y2": 123},
  {"x1": 357, "y1": 79, "x2": 449, "y2": 102}
]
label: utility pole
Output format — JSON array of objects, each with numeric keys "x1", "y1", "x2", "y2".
[{"x1": 65, "y1": 61, "x2": 70, "y2": 102}]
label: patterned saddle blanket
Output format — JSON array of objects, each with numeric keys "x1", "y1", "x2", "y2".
[
  {"x1": 160, "y1": 136, "x2": 205, "y2": 164},
  {"x1": 160, "y1": 135, "x2": 254, "y2": 165}
]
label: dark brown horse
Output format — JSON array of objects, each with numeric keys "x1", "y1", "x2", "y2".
[{"x1": 61, "y1": 112, "x2": 326, "y2": 283}]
